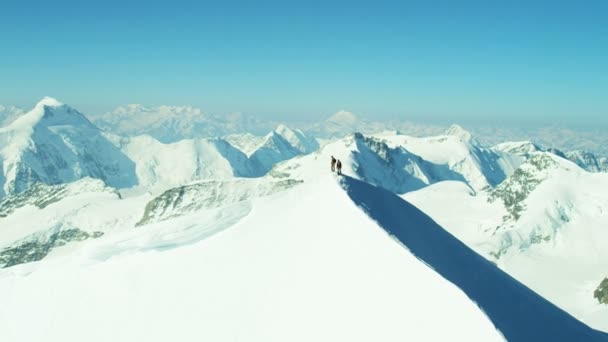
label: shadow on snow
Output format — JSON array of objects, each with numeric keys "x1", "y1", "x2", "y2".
[{"x1": 340, "y1": 175, "x2": 608, "y2": 341}]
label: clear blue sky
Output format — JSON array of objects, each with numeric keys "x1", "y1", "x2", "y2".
[{"x1": 1, "y1": 0, "x2": 607, "y2": 125}]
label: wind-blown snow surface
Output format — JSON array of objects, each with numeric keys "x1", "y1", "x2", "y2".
[{"x1": 0, "y1": 175, "x2": 503, "y2": 342}]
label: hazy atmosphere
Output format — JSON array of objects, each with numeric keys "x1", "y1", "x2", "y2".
[{"x1": 1, "y1": 0, "x2": 607, "y2": 126}]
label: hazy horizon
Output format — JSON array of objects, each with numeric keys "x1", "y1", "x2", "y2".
[{"x1": 2, "y1": 1, "x2": 607, "y2": 127}]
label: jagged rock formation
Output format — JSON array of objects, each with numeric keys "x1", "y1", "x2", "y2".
[{"x1": 488, "y1": 153, "x2": 557, "y2": 221}]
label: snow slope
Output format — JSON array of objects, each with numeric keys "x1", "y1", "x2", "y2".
[
  {"x1": 404, "y1": 152, "x2": 608, "y2": 330},
  {"x1": 270, "y1": 130, "x2": 519, "y2": 194},
  {"x1": 249, "y1": 130, "x2": 304, "y2": 173},
  {"x1": 0, "y1": 97, "x2": 137, "y2": 197},
  {"x1": 0, "y1": 177, "x2": 149, "y2": 268},
  {"x1": 371, "y1": 126, "x2": 522, "y2": 190},
  {"x1": 0, "y1": 174, "x2": 503, "y2": 342},
  {"x1": 105, "y1": 133, "x2": 265, "y2": 193},
  {"x1": 342, "y1": 175, "x2": 608, "y2": 341},
  {"x1": 2, "y1": 172, "x2": 606, "y2": 341},
  {"x1": 0, "y1": 104, "x2": 24, "y2": 127},
  {"x1": 274, "y1": 124, "x2": 319, "y2": 154}
]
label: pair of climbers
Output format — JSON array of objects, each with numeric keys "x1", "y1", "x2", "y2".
[{"x1": 330, "y1": 156, "x2": 342, "y2": 175}]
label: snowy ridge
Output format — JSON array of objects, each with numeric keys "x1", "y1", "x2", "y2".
[
  {"x1": 249, "y1": 131, "x2": 304, "y2": 173},
  {"x1": 0, "y1": 175, "x2": 503, "y2": 342},
  {"x1": 0, "y1": 104, "x2": 24, "y2": 127},
  {"x1": 274, "y1": 124, "x2": 319, "y2": 154},
  {"x1": 341, "y1": 175, "x2": 608, "y2": 341},
  {"x1": 105, "y1": 133, "x2": 266, "y2": 193},
  {"x1": 273, "y1": 130, "x2": 520, "y2": 194},
  {"x1": 404, "y1": 151, "x2": 608, "y2": 330}
]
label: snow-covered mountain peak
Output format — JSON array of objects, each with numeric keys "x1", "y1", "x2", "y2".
[
  {"x1": 327, "y1": 110, "x2": 358, "y2": 125},
  {"x1": 4, "y1": 97, "x2": 93, "y2": 133},
  {"x1": 0, "y1": 99, "x2": 137, "y2": 197},
  {"x1": 492, "y1": 141, "x2": 540, "y2": 156},
  {"x1": 273, "y1": 124, "x2": 319, "y2": 154},
  {"x1": 443, "y1": 124, "x2": 476, "y2": 143},
  {"x1": 36, "y1": 96, "x2": 63, "y2": 108}
]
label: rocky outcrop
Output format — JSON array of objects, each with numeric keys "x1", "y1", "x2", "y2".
[
  {"x1": 137, "y1": 178, "x2": 303, "y2": 226},
  {"x1": 0, "y1": 228, "x2": 104, "y2": 268},
  {"x1": 488, "y1": 153, "x2": 557, "y2": 221},
  {"x1": 594, "y1": 278, "x2": 608, "y2": 304}
]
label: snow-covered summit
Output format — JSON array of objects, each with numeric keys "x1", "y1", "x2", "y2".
[
  {"x1": 327, "y1": 110, "x2": 358, "y2": 126},
  {"x1": 0, "y1": 98, "x2": 137, "y2": 197},
  {"x1": 36, "y1": 96, "x2": 63, "y2": 107},
  {"x1": 273, "y1": 124, "x2": 319, "y2": 154},
  {"x1": 443, "y1": 124, "x2": 477, "y2": 144},
  {"x1": 304, "y1": 110, "x2": 384, "y2": 138}
]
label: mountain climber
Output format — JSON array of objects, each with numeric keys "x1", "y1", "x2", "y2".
[
  {"x1": 331, "y1": 155, "x2": 336, "y2": 172},
  {"x1": 336, "y1": 159, "x2": 342, "y2": 175}
]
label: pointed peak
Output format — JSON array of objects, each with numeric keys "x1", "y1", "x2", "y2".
[
  {"x1": 36, "y1": 96, "x2": 64, "y2": 108},
  {"x1": 443, "y1": 124, "x2": 474, "y2": 142},
  {"x1": 274, "y1": 123, "x2": 292, "y2": 133}
]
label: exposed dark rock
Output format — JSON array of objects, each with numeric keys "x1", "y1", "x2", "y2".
[
  {"x1": 0, "y1": 228, "x2": 104, "y2": 268},
  {"x1": 594, "y1": 278, "x2": 608, "y2": 304}
]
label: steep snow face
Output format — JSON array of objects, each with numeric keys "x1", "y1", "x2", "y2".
[
  {"x1": 0, "y1": 175, "x2": 504, "y2": 342},
  {"x1": 270, "y1": 131, "x2": 518, "y2": 194},
  {"x1": 565, "y1": 150, "x2": 608, "y2": 173},
  {"x1": 0, "y1": 104, "x2": 24, "y2": 127},
  {"x1": 493, "y1": 141, "x2": 608, "y2": 173},
  {"x1": 223, "y1": 132, "x2": 266, "y2": 156},
  {"x1": 90, "y1": 104, "x2": 273, "y2": 142},
  {"x1": 249, "y1": 131, "x2": 303, "y2": 173},
  {"x1": 273, "y1": 124, "x2": 319, "y2": 154},
  {"x1": 369, "y1": 129, "x2": 522, "y2": 190},
  {"x1": 342, "y1": 176, "x2": 608, "y2": 342},
  {"x1": 492, "y1": 140, "x2": 541, "y2": 157},
  {"x1": 404, "y1": 152, "x2": 608, "y2": 330},
  {"x1": 443, "y1": 124, "x2": 476, "y2": 143},
  {"x1": 105, "y1": 134, "x2": 265, "y2": 193},
  {"x1": 350, "y1": 133, "x2": 468, "y2": 193},
  {"x1": 0, "y1": 98, "x2": 138, "y2": 197}
]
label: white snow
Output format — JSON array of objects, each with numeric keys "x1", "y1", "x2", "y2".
[
  {"x1": 404, "y1": 153, "x2": 608, "y2": 331},
  {"x1": 0, "y1": 175, "x2": 503, "y2": 342},
  {"x1": 1, "y1": 98, "x2": 607, "y2": 339}
]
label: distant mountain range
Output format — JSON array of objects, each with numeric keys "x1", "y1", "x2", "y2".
[{"x1": 1, "y1": 97, "x2": 608, "y2": 337}]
